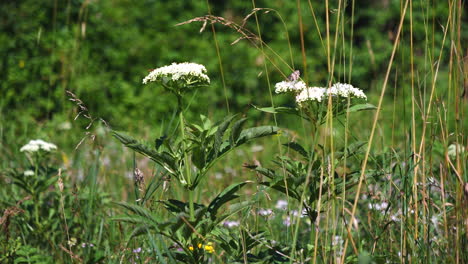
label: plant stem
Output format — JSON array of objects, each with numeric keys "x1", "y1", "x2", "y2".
[{"x1": 178, "y1": 98, "x2": 195, "y2": 221}]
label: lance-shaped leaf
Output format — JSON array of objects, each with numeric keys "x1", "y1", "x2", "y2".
[
  {"x1": 114, "y1": 202, "x2": 161, "y2": 225},
  {"x1": 346, "y1": 103, "x2": 377, "y2": 113},
  {"x1": 112, "y1": 131, "x2": 177, "y2": 174},
  {"x1": 128, "y1": 225, "x2": 153, "y2": 240},
  {"x1": 244, "y1": 164, "x2": 276, "y2": 180},
  {"x1": 236, "y1": 126, "x2": 279, "y2": 145},
  {"x1": 230, "y1": 118, "x2": 248, "y2": 146},
  {"x1": 260, "y1": 178, "x2": 301, "y2": 200},
  {"x1": 214, "y1": 115, "x2": 237, "y2": 156},
  {"x1": 283, "y1": 142, "x2": 309, "y2": 158},
  {"x1": 208, "y1": 182, "x2": 248, "y2": 217}
]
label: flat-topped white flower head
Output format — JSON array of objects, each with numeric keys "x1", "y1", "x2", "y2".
[
  {"x1": 329, "y1": 83, "x2": 367, "y2": 99},
  {"x1": 295, "y1": 87, "x2": 327, "y2": 105},
  {"x1": 275, "y1": 80, "x2": 306, "y2": 94},
  {"x1": 20, "y1": 139, "x2": 57, "y2": 153},
  {"x1": 24, "y1": 170, "x2": 35, "y2": 176},
  {"x1": 448, "y1": 143, "x2": 465, "y2": 159},
  {"x1": 142, "y1": 62, "x2": 210, "y2": 88}
]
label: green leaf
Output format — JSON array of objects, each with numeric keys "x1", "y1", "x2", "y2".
[
  {"x1": 200, "y1": 114, "x2": 212, "y2": 130},
  {"x1": 215, "y1": 115, "x2": 237, "y2": 156},
  {"x1": 155, "y1": 135, "x2": 167, "y2": 150},
  {"x1": 236, "y1": 126, "x2": 279, "y2": 145},
  {"x1": 113, "y1": 131, "x2": 177, "y2": 174},
  {"x1": 114, "y1": 202, "x2": 160, "y2": 224},
  {"x1": 346, "y1": 103, "x2": 377, "y2": 113},
  {"x1": 253, "y1": 105, "x2": 298, "y2": 115},
  {"x1": 112, "y1": 216, "x2": 149, "y2": 225},
  {"x1": 208, "y1": 182, "x2": 248, "y2": 216},
  {"x1": 192, "y1": 146, "x2": 206, "y2": 169},
  {"x1": 261, "y1": 178, "x2": 301, "y2": 200},
  {"x1": 142, "y1": 175, "x2": 162, "y2": 204},
  {"x1": 245, "y1": 165, "x2": 276, "y2": 179},
  {"x1": 128, "y1": 225, "x2": 153, "y2": 240},
  {"x1": 230, "y1": 118, "x2": 248, "y2": 146},
  {"x1": 283, "y1": 142, "x2": 309, "y2": 158}
]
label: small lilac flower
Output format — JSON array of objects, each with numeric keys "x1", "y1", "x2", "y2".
[
  {"x1": 223, "y1": 220, "x2": 240, "y2": 228},
  {"x1": 133, "y1": 247, "x2": 142, "y2": 253},
  {"x1": 258, "y1": 208, "x2": 273, "y2": 217},
  {"x1": 81, "y1": 243, "x2": 87, "y2": 248},
  {"x1": 275, "y1": 200, "x2": 288, "y2": 210}
]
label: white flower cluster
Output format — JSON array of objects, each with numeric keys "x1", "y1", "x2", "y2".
[
  {"x1": 20, "y1": 139, "x2": 57, "y2": 153},
  {"x1": 448, "y1": 143, "x2": 465, "y2": 159},
  {"x1": 274, "y1": 78, "x2": 367, "y2": 106},
  {"x1": 24, "y1": 170, "x2": 35, "y2": 176},
  {"x1": 327, "y1": 83, "x2": 367, "y2": 99},
  {"x1": 275, "y1": 80, "x2": 306, "y2": 93},
  {"x1": 142, "y1": 62, "x2": 210, "y2": 85},
  {"x1": 295, "y1": 83, "x2": 366, "y2": 106},
  {"x1": 295, "y1": 87, "x2": 327, "y2": 104},
  {"x1": 367, "y1": 201, "x2": 389, "y2": 212}
]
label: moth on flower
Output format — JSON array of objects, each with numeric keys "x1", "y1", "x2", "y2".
[
  {"x1": 274, "y1": 70, "x2": 306, "y2": 94},
  {"x1": 287, "y1": 70, "x2": 300, "y2": 82}
]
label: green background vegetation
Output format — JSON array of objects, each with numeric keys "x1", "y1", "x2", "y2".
[{"x1": 2, "y1": 0, "x2": 465, "y2": 129}]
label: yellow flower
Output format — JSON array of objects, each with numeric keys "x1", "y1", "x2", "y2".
[
  {"x1": 204, "y1": 242, "x2": 215, "y2": 254},
  {"x1": 188, "y1": 243, "x2": 214, "y2": 253},
  {"x1": 189, "y1": 243, "x2": 202, "y2": 251}
]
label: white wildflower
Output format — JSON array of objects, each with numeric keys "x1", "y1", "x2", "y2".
[
  {"x1": 274, "y1": 80, "x2": 306, "y2": 93},
  {"x1": 20, "y1": 139, "x2": 57, "y2": 153},
  {"x1": 24, "y1": 170, "x2": 34, "y2": 176},
  {"x1": 448, "y1": 143, "x2": 465, "y2": 159},
  {"x1": 332, "y1": 235, "x2": 344, "y2": 247},
  {"x1": 295, "y1": 87, "x2": 327, "y2": 105},
  {"x1": 431, "y1": 215, "x2": 440, "y2": 227},
  {"x1": 332, "y1": 236, "x2": 344, "y2": 256},
  {"x1": 330, "y1": 83, "x2": 367, "y2": 99},
  {"x1": 142, "y1": 62, "x2": 210, "y2": 86}
]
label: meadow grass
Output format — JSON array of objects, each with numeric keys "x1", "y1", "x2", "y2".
[{"x1": 0, "y1": 0, "x2": 467, "y2": 263}]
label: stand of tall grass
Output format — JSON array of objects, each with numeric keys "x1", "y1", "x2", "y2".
[{"x1": 0, "y1": 0, "x2": 466, "y2": 263}]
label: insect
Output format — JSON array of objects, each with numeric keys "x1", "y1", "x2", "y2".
[{"x1": 287, "y1": 70, "x2": 300, "y2": 82}]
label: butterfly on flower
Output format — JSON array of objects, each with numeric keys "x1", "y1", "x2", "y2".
[{"x1": 287, "y1": 70, "x2": 300, "y2": 82}]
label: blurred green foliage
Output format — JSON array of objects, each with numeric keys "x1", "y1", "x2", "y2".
[{"x1": 0, "y1": 0, "x2": 464, "y2": 129}]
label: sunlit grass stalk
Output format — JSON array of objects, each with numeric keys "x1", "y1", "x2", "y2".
[
  {"x1": 251, "y1": 0, "x2": 295, "y2": 245},
  {"x1": 205, "y1": 0, "x2": 230, "y2": 115},
  {"x1": 341, "y1": 0, "x2": 410, "y2": 261}
]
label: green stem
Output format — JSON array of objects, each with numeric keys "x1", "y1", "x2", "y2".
[
  {"x1": 33, "y1": 157, "x2": 41, "y2": 228},
  {"x1": 34, "y1": 194, "x2": 40, "y2": 227},
  {"x1": 178, "y1": 97, "x2": 195, "y2": 221}
]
